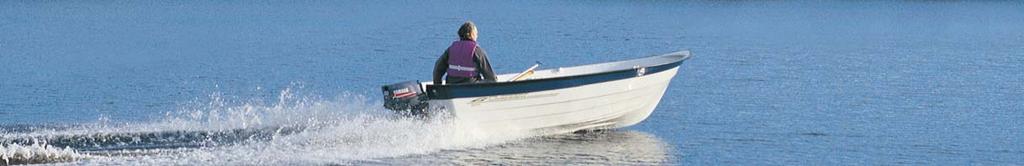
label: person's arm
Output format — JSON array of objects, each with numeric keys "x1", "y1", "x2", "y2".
[
  {"x1": 474, "y1": 46, "x2": 497, "y2": 81},
  {"x1": 433, "y1": 50, "x2": 450, "y2": 85}
]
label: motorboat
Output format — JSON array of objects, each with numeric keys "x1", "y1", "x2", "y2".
[{"x1": 381, "y1": 50, "x2": 691, "y2": 134}]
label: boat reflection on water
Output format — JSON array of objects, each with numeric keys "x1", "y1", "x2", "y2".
[{"x1": 373, "y1": 130, "x2": 673, "y2": 165}]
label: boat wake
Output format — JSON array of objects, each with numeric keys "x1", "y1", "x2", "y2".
[
  {"x1": 0, "y1": 142, "x2": 84, "y2": 166},
  {"x1": 0, "y1": 89, "x2": 533, "y2": 165}
]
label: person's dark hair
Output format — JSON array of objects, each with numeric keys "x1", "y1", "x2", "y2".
[{"x1": 458, "y1": 21, "x2": 476, "y2": 40}]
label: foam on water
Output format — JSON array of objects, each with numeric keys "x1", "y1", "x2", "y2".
[
  {"x1": 0, "y1": 88, "x2": 535, "y2": 165},
  {"x1": 0, "y1": 141, "x2": 87, "y2": 165}
]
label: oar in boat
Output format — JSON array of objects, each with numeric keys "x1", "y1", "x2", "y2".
[
  {"x1": 470, "y1": 62, "x2": 542, "y2": 104},
  {"x1": 507, "y1": 62, "x2": 542, "y2": 82}
]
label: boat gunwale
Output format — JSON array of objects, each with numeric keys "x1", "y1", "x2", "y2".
[{"x1": 426, "y1": 50, "x2": 691, "y2": 99}]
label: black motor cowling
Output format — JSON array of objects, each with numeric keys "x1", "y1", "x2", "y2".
[{"x1": 381, "y1": 81, "x2": 429, "y2": 114}]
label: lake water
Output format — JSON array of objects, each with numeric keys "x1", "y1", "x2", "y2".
[{"x1": 1, "y1": 1, "x2": 1022, "y2": 165}]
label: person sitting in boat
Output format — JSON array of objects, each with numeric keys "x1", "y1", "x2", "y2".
[{"x1": 432, "y1": 21, "x2": 497, "y2": 85}]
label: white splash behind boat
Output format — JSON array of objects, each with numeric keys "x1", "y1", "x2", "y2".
[{"x1": 382, "y1": 50, "x2": 691, "y2": 134}]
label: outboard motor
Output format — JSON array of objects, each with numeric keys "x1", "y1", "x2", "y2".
[{"x1": 381, "y1": 81, "x2": 429, "y2": 115}]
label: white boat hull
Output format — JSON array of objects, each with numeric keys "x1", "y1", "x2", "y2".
[
  {"x1": 430, "y1": 67, "x2": 677, "y2": 134},
  {"x1": 414, "y1": 51, "x2": 691, "y2": 134}
]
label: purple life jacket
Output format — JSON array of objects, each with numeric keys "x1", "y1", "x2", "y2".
[{"x1": 446, "y1": 40, "x2": 478, "y2": 78}]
